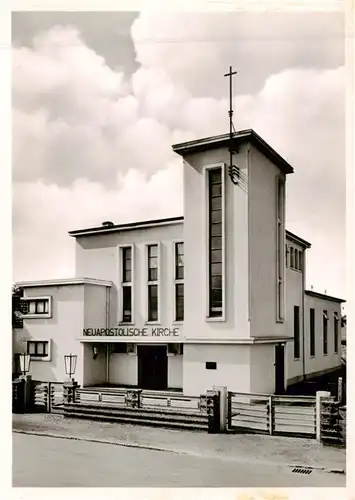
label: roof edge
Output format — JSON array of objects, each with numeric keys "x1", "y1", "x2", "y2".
[
  {"x1": 305, "y1": 290, "x2": 346, "y2": 303},
  {"x1": 16, "y1": 277, "x2": 113, "y2": 288},
  {"x1": 172, "y1": 129, "x2": 294, "y2": 175},
  {"x1": 286, "y1": 230, "x2": 311, "y2": 249},
  {"x1": 69, "y1": 216, "x2": 184, "y2": 237}
]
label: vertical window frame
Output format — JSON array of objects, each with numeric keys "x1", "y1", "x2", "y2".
[
  {"x1": 204, "y1": 163, "x2": 226, "y2": 322},
  {"x1": 334, "y1": 312, "x2": 339, "y2": 354},
  {"x1": 173, "y1": 241, "x2": 184, "y2": 323},
  {"x1": 118, "y1": 245, "x2": 134, "y2": 324},
  {"x1": 146, "y1": 242, "x2": 161, "y2": 324},
  {"x1": 310, "y1": 308, "x2": 315, "y2": 357},
  {"x1": 276, "y1": 176, "x2": 285, "y2": 322},
  {"x1": 293, "y1": 305, "x2": 300, "y2": 359},
  {"x1": 323, "y1": 310, "x2": 328, "y2": 355}
]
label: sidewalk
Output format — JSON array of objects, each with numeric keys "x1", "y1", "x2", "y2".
[{"x1": 12, "y1": 413, "x2": 346, "y2": 473}]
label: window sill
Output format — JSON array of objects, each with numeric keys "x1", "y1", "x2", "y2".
[
  {"x1": 29, "y1": 356, "x2": 51, "y2": 362},
  {"x1": 293, "y1": 357, "x2": 301, "y2": 361},
  {"x1": 173, "y1": 321, "x2": 184, "y2": 325},
  {"x1": 23, "y1": 314, "x2": 52, "y2": 319},
  {"x1": 119, "y1": 322, "x2": 134, "y2": 326},
  {"x1": 206, "y1": 316, "x2": 226, "y2": 323},
  {"x1": 276, "y1": 318, "x2": 285, "y2": 324},
  {"x1": 310, "y1": 355, "x2": 315, "y2": 358},
  {"x1": 145, "y1": 321, "x2": 161, "y2": 326}
]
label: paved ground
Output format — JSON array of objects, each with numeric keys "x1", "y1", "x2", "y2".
[
  {"x1": 12, "y1": 413, "x2": 346, "y2": 473},
  {"x1": 12, "y1": 433, "x2": 346, "y2": 487}
]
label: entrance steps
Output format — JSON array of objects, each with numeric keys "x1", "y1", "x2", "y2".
[{"x1": 63, "y1": 402, "x2": 209, "y2": 431}]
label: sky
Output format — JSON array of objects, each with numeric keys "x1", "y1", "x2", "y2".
[{"x1": 12, "y1": 10, "x2": 346, "y2": 301}]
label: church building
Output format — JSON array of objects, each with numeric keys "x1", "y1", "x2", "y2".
[{"x1": 13, "y1": 129, "x2": 344, "y2": 396}]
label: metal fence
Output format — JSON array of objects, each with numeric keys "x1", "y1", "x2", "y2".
[
  {"x1": 75, "y1": 388, "x2": 206, "y2": 415},
  {"x1": 32, "y1": 381, "x2": 64, "y2": 413},
  {"x1": 228, "y1": 392, "x2": 316, "y2": 437},
  {"x1": 320, "y1": 399, "x2": 346, "y2": 447}
]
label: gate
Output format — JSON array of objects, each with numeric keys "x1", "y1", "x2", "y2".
[
  {"x1": 228, "y1": 392, "x2": 316, "y2": 437},
  {"x1": 32, "y1": 381, "x2": 64, "y2": 413}
]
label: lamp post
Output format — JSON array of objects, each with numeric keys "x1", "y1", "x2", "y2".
[
  {"x1": 16, "y1": 353, "x2": 32, "y2": 413},
  {"x1": 19, "y1": 353, "x2": 31, "y2": 377},
  {"x1": 63, "y1": 353, "x2": 79, "y2": 404},
  {"x1": 64, "y1": 353, "x2": 77, "y2": 381}
]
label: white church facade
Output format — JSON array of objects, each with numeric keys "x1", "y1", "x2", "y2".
[{"x1": 13, "y1": 129, "x2": 344, "y2": 396}]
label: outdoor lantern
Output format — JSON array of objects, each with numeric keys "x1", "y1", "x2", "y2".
[
  {"x1": 64, "y1": 353, "x2": 77, "y2": 379},
  {"x1": 92, "y1": 345, "x2": 99, "y2": 360},
  {"x1": 19, "y1": 353, "x2": 31, "y2": 376}
]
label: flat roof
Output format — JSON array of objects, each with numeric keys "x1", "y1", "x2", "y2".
[
  {"x1": 286, "y1": 230, "x2": 311, "y2": 249},
  {"x1": 305, "y1": 290, "x2": 345, "y2": 304},
  {"x1": 172, "y1": 129, "x2": 294, "y2": 175},
  {"x1": 16, "y1": 277, "x2": 113, "y2": 288},
  {"x1": 69, "y1": 216, "x2": 184, "y2": 237}
]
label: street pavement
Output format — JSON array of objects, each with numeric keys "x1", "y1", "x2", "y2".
[
  {"x1": 12, "y1": 413, "x2": 346, "y2": 473},
  {"x1": 12, "y1": 433, "x2": 346, "y2": 488}
]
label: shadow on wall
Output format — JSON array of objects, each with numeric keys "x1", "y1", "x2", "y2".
[{"x1": 287, "y1": 366, "x2": 346, "y2": 402}]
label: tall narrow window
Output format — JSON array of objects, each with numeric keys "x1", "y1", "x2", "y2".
[
  {"x1": 208, "y1": 168, "x2": 223, "y2": 317},
  {"x1": 334, "y1": 312, "x2": 339, "y2": 354},
  {"x1": 310, "y1": 308, "x2": 315, "y2": 356},
  {"x1": 323, "y1": 310, "x2": 328, "y2": 355},
  {"x1": 174, "y1": 242, "x2": 184, "y2": 321},
  {"x1": 276, "y1": 177, "x2": 285, "y2": 321},
  {"x1": 147, "y1": 244, "x2": 159, "y2": 322},
  {"x1": 121, "y1": 246, "x2": 132, "y2": 323},
  {"x1": 299, "y1": 251, "x2": 303, "y2": 272},
  {"x1": 294, "y1": 305, "x2": 300, "y2": 358},
  {"x1": 290, "y1": 247, "x2": 294, "y2": 268}
]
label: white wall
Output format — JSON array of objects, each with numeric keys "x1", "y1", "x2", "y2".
[
  {"x1": 182, "y1": 144, "x2": 250, "y2": 341},
  {"x1": 75, "y1": 224, "x2": 184, "y2": 339},
  {"x1": 84, "y1": 284, "x2": 107, "y2": 329},
  {"x1": 285, "y1": 244, "x2": 305, "y2": 383},
  {"x1": 183, "y1": 343, "x2": 251, "y2": 396},
  {"x1": 249, "y1": 344, "x2": 276, "y2": 394},
  {"x1": 14, "y1": 285, "x2": 85, "y2": 383},
  {"x1": 83, "y1": 342, "x2": 107, "y2": 386},
  {"x1": 249, "y1": 146, "x2": 287, "y2": 339},
  {"x1": 303, "y1": 294, "x2": 342, "y2": 378},
  {"x1": 168, "y1": 354, "x2": 183, "y2": 388},
  {"x1": 108, "y1": 353, "x2": 138, "y2": 386}
]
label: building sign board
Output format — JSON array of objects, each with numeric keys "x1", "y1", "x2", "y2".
[{"x1": 83, "y1": 327, "x2": 180, "y2": 337}]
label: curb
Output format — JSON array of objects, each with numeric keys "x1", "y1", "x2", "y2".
[
  {"x1": 12, "y1": 428, "x2": 345, "y2": 475},
  {"x1": 12, "y1": 429, "x2": 190, "y2": 456}
]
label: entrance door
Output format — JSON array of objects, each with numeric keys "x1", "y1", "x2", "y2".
[
  {"x1": 137, "y1": 345, "x2": 168, "y2": 390},
  {"x1": 275, "y1": 344, "x2": 285, "y2": 395}
]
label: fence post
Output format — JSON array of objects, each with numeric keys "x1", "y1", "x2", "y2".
[
  {"x1": 227, "y1": 392, "x2": 232, "y2": 430},
  {"x1": 338, "y1": 377, "x2": 343, "y2": 403},
  {"x1": 63, "y1": 379, "x2": 79, "y2": 404},
  {"x1": 213, "y1": 385, "x2": 228, "y2": 432},
  {"x1": 316, "y1": 390, "x2": 331, "y2": 442},
  {"x1": 47, "y1": 383, "x2": 52, "y2": 413},
  {"x1": 206, "y1": 390, "x2": 220, "y2": 434},
  {"x1": 268, "y1": 395, "x2": 274, "y2": 435}
]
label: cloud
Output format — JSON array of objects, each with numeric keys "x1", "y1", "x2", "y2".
[
  {"x1": 12, "y1": 14, "x2": 345, "y2": 297},
  {"x1": 131, "y1": 11, "x2": 344, "y2": 97},
  {"x1": 13, "y1": 160, "x2": 183, "y2": 281}
]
